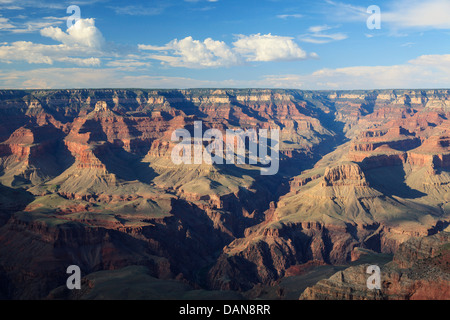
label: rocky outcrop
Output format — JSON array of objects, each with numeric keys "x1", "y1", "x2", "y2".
[
  {"x1": 0, "y1": 213, "x2": 170, "y2": 299},
  {"x1": 299, "y1": 232, "x2": 450, "y2": 300},
  {"x1": 350, "y1": 127, "x2": 420, "y2": 152},
  {"x1": 208, "y1": 218, "x2": 365, "y2": 290},
  {"x1": 322, "y1": 163, "x2": 368, "y2": 187},
  {"x1": 408, "y1": 136, "x2": 450, "y2": 168}
]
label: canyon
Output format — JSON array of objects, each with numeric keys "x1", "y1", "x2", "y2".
[{"x1": 0, "y1": 88, "x2": 448, "y2": 300}]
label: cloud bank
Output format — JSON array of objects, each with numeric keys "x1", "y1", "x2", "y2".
[
  {"x1": 2, "y1": 54, "x2": 450, "y2": 90},
  {"x1": 0, "y1": 18, "x2": 103, "y2": 66},
  {"x1": 139, "y1": 33, "x2": 315, "y2": 68}
]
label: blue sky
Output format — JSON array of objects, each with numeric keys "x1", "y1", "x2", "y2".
[{"x1": 1, "y1": 0, "x2": 450, "y2": 89}]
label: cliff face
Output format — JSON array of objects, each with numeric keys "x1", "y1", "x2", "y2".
[
  {"x1": 300, "y1": 232, "x2": 450, "y2": 300},
  {"x1": 0, "y1": 89, "x2": 449, "y2": 299}
]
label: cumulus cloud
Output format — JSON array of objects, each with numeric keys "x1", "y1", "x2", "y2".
[
  {"x1": 233, "y1": 33, "x2": 310, "y2": 62},
  {"x1": 170, "y1": 37, "x2": 238, "y2": 67},
  {"x1": 139, "y1": 33, "x2": 314, "y2": 68},
  {"x1": 141, "y1": 36, "x2": 240, "y2": 68},
  {"x1": 40, "y1": 18, "x2": 104, "y2": 49},
  {"x1": 0, "y1": 18, "x2": 104, "y2": 67},
  {"x1": 0, "y1": 41, "x2": 54, "y2": 64}
]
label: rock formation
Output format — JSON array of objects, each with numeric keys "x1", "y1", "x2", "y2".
[{"x1": 300, "y1": 231, "x2": 450, "y2": 300}]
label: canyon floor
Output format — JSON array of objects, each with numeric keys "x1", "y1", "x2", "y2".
[{"x1": 0, "y1": 89, "x2": 449, "y2": 300}]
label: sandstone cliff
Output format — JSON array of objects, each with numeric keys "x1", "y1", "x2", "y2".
[{"x1": 300, "y1": 232, "x2": 450, "y2": 300}]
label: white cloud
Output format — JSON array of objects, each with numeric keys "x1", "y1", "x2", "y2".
[
  {"x1": 0, "y1": 16, "x2": 14, "y2": 30},
  {"x1": 61, "y1": 57, "x2": 101, "y2": 67},
  {"x1": 111, "y1": 4, "x2": 167, "y2": 16},
  {"x1": 0, "y1": 67, "x2": 219, "y2": 89},
  {"x1": 0, "y1": 0, "x2": 70, "y2": 10},
  {"x1": 138, "y1": 44, "x2": 170, "y2": 51},
  {"x1": 140, "y1": 33, "x2": 314, "y2": 68},
  {"x1": 258, "y1": 54, "x2": 450, "y2": 89},
  {"x1": 408, "y1": 54, "x2": 450, "y2": 69},
  {"x1": 299, "y1": 25, "x2": 348, "y2": 44},
  {"x1": 106, "y1": 59, "x2": 152, "y2": 70},
  {"x1": 0, "y1": 41, "x2": 101, "y2": 66},
  {"x1": 384, "y1": 0, "x2": 450, "y2": 29},
  {"x1": 0, "y1": 18, "x2": 104, "y2": 67},
  {"x1": 9, "y1": 19, "x2": 64, "y2": 34},
  {"x1": 308, "y1": 25, "x2": 332, "y2": 33},
  {"x1": 323, "y1": 0, "x2": 368, "y2": 22},
  {"x1": 326, "y1": 0, "x2": 450, "y2": 31},
  {"x1": 0, "y1": 41, "x2": 54, "y2": 64},
  {"x1": 141, "y1": 36, "x2": 241, "y2": 68},
  {"x1": 172, "y1": 37, "x2": 239, "y2": 67},
  {"x1": 233, "y1": 33, "x2": 310, "y2": 62},
  {"x1": 276, "y1": 14, "x2": 303, "y2": 19},
  {"x1": 11, "y1": 16, "x2": 73, "y2": 33},
  {"x1": 40, "y1": 18, "x2": 104, "y2": 49}
]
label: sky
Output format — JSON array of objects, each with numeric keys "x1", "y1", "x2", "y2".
[{"x1": 1, "y1": 0, "x2": 450, "y2": 89}]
